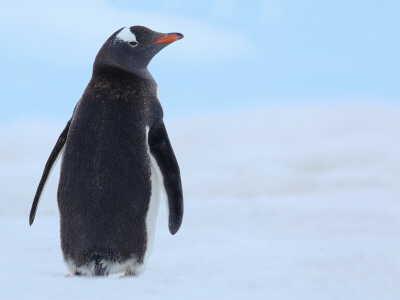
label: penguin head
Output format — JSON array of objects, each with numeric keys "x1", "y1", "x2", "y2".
[{"x1": 93, "y1": 26, "x2": 183, "y2": 77}]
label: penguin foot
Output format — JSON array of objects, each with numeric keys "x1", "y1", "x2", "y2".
[
  {"x1": 65, "y1": 271, "x2": 90, "y2": 277},
  {"x1": 119, "y1": 268, "x2": 135, "y2": 278}
]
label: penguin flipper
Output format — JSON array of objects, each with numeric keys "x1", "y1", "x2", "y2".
[
  {"x1": 148, "y1": 123, "x2": 183, "y2": 235},
  {"x1": 29, "y1": 119, "x2": 71, "y2": 226}
]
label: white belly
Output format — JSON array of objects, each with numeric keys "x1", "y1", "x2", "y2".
[{"x1": 143, "y1": 127, "x2": 162, "y2": 264}]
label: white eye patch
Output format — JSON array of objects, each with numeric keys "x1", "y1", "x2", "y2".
[{"x1": 116, "y1": 27, "x2": 137, "y2": 45}]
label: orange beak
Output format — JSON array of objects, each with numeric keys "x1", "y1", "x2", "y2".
[{"x1": 153, "y1": 33, "x2": 183, "y2": 44}]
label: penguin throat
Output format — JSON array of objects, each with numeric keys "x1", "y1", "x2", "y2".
[{"x1": 93, "y1": 65, "x2": 154, "y2": 81}]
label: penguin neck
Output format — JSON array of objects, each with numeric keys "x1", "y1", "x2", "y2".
[
  {"x1": 89, "y1": 67, "x2": 157, "y2": 98},
  {"x1": 92, "y1": 66, "x2": 155, "y2": 85}
]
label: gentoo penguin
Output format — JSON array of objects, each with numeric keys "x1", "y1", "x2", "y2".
[{"x1": 29, "y1": 26, "x2": 184, "y2": 277}]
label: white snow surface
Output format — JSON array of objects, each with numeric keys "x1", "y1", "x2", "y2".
[{"x1": 0, "y1": 104, "x2": 399, "y2": 299}]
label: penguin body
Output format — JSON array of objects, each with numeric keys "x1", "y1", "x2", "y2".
[{"x1": 29, "y1": 26, "x2": 184, "y2": 276}]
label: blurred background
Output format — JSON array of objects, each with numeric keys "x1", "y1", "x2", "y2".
[
  {"x1": 1, "y1": 1, "x2": 399, "y2": 299},
  {"x1": 1, "y1": 0, "x2": 399, "y2": 124}
]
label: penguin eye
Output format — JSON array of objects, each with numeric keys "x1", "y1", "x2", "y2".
[{"x1": 129, "y1": 41, "x2": 138, "y2": 47}]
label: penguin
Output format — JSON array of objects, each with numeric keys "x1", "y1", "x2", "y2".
[{"x1": 29, "y1": 26, "x2": 184, "y2": 277}]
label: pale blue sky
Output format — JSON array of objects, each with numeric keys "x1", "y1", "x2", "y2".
[{"x1": 1, "y1": 0, "x2": 399, "y2": 124}]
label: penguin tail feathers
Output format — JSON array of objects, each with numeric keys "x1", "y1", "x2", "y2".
[{"x1": 88, "y1": 252, "x2": 111, "y2": 276}]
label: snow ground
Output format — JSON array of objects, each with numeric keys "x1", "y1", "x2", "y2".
[{"x1": 0, "y1": 104, "x2": 399, "y2": 299}]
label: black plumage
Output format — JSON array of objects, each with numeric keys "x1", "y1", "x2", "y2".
[{"x1": 29, "y1": 26, "x2": 184, "y2": 276}]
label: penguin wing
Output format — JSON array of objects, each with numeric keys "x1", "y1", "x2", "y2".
[
  {"x1": 148, "y1": 122, "x2": 183, "y2": 235},
  {"x1": 29, "y1": 119, "x2": 71, "y2": 225}
]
